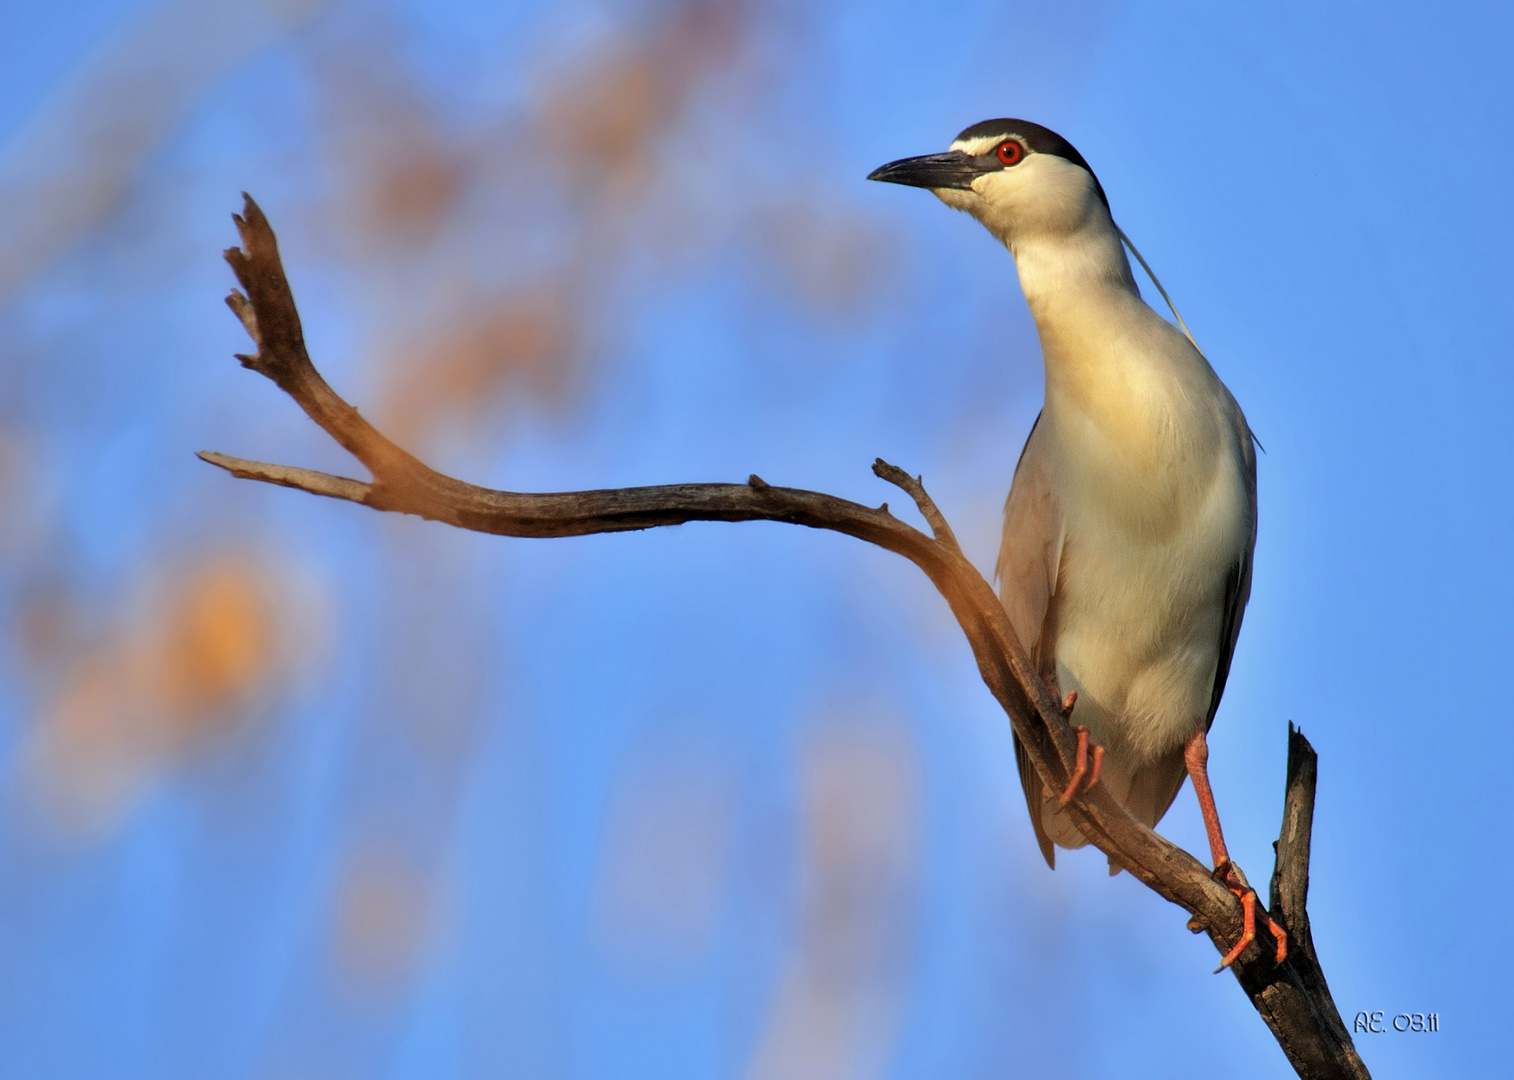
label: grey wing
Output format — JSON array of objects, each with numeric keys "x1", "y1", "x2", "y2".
[
  {"x1": 1205, "y1": 407, "x2": 1259, "y2": 731},
  {"x1": 996, "y1": 413, "x2": 1065, "y2": 868}
]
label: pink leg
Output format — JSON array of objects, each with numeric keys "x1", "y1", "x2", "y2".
[
  {"x1": 1182, "y1": 728, "x2": 1232, "y2": 870},
  {"x1": 1184, "y1": 729, "x2": 1288, "y2": 969}
]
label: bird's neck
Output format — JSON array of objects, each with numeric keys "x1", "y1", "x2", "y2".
[
  {"x1": 1007, "y1": 218, "x2": 1166, "y2": 399},
  {"x1": 1010, "y1": 217, "x2": 1139, "y2": 330}
]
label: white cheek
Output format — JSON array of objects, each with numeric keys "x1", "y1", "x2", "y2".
[
  {"x1": 972, "y1": 172, "x2": 1022, "y2": 205},
  {"x1": 968, "y1": 173, "x2": 1021, "y2": 235}
]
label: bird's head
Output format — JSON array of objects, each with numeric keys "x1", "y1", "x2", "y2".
[{"x1": 868, "y1": 119, "x2": 1109, "y2": 246}]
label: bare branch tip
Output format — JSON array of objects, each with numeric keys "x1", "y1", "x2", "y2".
[
  {"x1": 222, "y1": 247, "x2": 250, "y2": 282},
  {"x1": 869, "y1": 458, "x2": 960, "y2": 551},
  {"x1": 748, "y1": 474, "x2": 770, "y2": 490},
  {"x1": 871, "y1": 457, "x2": 903, "y2": 481},
  {"x1": 239, "y1": 192, "x2": 266, "y2": 224},
  {"x1": 225, "y1": 292, "x2": 259, "y2": 344},
  {"x1": 230, "y1": 195, "x2": 276, "y2": 259},
  {"x1": 197, "y1": 450, "x2": 253, "y2": 477},
  {"x1": 195, "y1": 451, "x2": 373, "y2": 504}
]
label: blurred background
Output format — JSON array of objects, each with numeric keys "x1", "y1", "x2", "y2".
[{"x1": 0, "y1": 1, "x2": 1508, "y2": 1076}]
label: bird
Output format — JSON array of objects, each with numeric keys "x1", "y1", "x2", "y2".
[{"x1": 868, "y1": 119, "x2": 1282, "y2": 969}]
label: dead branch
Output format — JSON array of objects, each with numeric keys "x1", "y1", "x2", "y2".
[{"x1": 202, "y1": 194, "x2": 1369, "y2": 1079}]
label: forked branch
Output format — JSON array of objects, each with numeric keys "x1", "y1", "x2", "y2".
[{"x1": 203, "y1": 195, "x2": 1368, "y2": 1079}]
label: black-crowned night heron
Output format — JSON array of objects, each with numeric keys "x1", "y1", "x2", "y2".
[{"x1": 870, "y1": 119, "x2": 1282, "y2": 969}]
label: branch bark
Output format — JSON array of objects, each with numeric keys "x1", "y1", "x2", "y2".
[{"x1": 204, "y1": 194, "x2": 1370, "y2": 1079}]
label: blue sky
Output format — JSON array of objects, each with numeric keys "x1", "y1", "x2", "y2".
[{"x1": 0, "y1": 1, "x2": 1507, "y2": 1077}]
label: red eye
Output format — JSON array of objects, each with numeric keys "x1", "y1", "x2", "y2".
[{"x1": 996, "y1": 140, "x2": 1024, "y2": 166}]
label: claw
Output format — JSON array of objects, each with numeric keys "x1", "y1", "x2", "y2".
[
  {"x1": 1214, "y1": 888, "x2": 1257, "y2": 971},
  {"x1": 1058, "y1": 726, "x2": 1088, "y2": 804},
  {"x1": 1208, "y1": 861, "x2": 1288, "y2": 969},
  {"x1": 1059, "y1": 725, "x2": 1104, "y2": 804},
  {"x1": 1061, "y1": 689, "x2": 1078, "y2": 717},
  {"x1": 1267, "y1": 914, "x2": 1288, "y2": 964},
  {"x1": 1056, "y1": 724, "x2": 1104, "y2": 805}
]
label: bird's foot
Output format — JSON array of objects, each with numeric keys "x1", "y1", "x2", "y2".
[
  {"x1": 1210, "y1": 860, "x2": 1287, "y2": 971},
  {"x1": 1056, "y1": 724, "x2": 1104, "y2": 805}
]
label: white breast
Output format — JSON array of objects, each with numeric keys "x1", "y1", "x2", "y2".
[{"x1": 1040, "y1": 310, "x2": 1252, "y2": 766}]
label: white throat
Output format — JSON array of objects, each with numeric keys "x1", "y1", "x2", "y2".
[
  {"x1": 1000, "y1": 212, "x2": 1191, "y2": 411},
  {"x1": 1007, "y1": 214, "x2": 1140, "y2": 323}
]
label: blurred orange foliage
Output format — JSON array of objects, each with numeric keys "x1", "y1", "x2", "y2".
[
  {"x1": 154, "y1": 557, "x2": 277, "y2": 731},
  {"x1": 22, "y1": 551, "x2": 317, "y2": 835}
]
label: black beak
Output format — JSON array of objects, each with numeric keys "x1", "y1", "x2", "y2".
[{"x1": 867, "y1": 151, "x2": 986, "y2": 190}]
